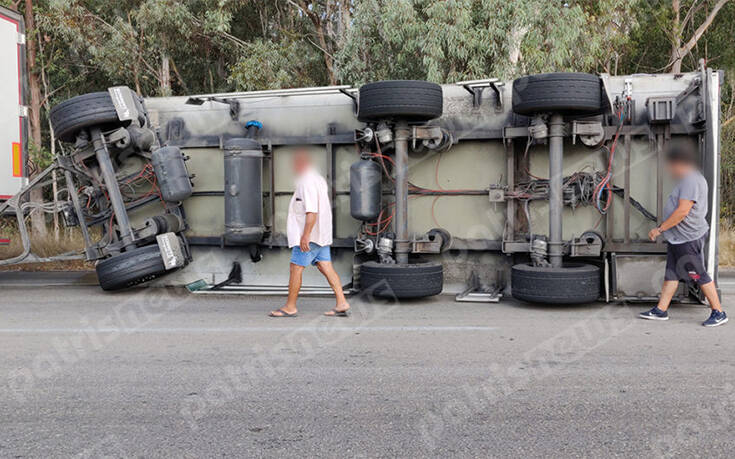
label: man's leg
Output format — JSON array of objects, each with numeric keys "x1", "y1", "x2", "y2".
[
  {"x1": 640, "y1": 242, "x2": 679, "y2": 320},
  {"x1": 656, "y1": 280, "x2": 680, "y2": 312},
  {"x1": 701, "y1": 279, "x2": 727, "y2": 326},
  {"x1": 653, "y1": 242, "x2": 680, "y2": 313},
  {"x1": 285, "y1": 263, "x2": 305, "y2": 311},
  {"x1": 677, "y1": 237, "x2": 727, "y2": 324},
  {"x1": 700, "y1": 281, "x2": 722, "y2": 312},
  {"x1": 270, "y1": 263, "x2": 304, "y2": 316},
  {"x1": 316, "y1": 261, "x2": 349, "y2": 313}
]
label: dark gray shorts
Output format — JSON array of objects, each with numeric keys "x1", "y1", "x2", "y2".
[{"x1": 664, "y1": 236, "x2": 712, "y2": 285}]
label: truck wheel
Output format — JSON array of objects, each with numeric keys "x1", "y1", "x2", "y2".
[
  {"x1": 49, "y1": 92, "x2": 126, "y2": 142},
  {"x1": 512, "y1": 73, "x2": 603, "y2": 116},
  {"x1": 360, "y1": 260, "x2": 443, "y2": 299},
  {"x1": 358, "y1": 80, "x2": 443, "y2": 122},
  {"x1": 96, "y1": 244, "x2": 170, "y2": 291},
  {"x1": 511, "y1": 263, "x2": 600, "y2": 304}
]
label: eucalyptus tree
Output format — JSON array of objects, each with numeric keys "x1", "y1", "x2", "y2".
[
  {"x1": 46, "y1": 0, "x2": 248, "y2": 96},
  {"x1": 336, "y1": 0, "x2": 639, "y2": 85}
]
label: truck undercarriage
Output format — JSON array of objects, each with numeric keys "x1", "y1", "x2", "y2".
[{"x1": 0, "y1": 63, "x2": 723, "y2": 304}]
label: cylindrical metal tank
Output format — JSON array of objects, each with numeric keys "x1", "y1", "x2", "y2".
[
  {"x1": 350, "y1": 159, "x2": 382, "y2": 221},
  {"x1": 224, "y1": 137, "x2": 265, "y2": 244},
  {"x1": 151, "y1": 146, "x2": 192, "y2": 202}
]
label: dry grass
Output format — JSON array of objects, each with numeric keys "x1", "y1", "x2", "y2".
[
  {"x1": 721, "y1": 225, "x2": 735, "y2": 268},
  {"x1": 0, "y1": 218, "x2": 94, "y2": 271}
]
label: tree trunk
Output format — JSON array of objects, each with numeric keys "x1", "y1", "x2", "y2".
[
  {"x1": 293, "y1": 1, "x2": 336, "y2": 85},
  {"x1": 309, "y1": 14, "x2": 335, "y2": 85},
  {"x1": 160, "y1": 52, "x2": 171, "y2": 96},
  {"x1": 669, "y1": 0, "x2": 730, "y2": 73},
  {"x1": 670, "y1": 0, "x2": 682, "y2": 73},
  {"x1": 24, "y1": 0, "x2": 47, "y2": 238},
  {"x1": 317, "y1": 30, "x2": 336, "y2": 85},
  {"x1": 508, "y1": 25, "x2": 529, "y2": 76}
]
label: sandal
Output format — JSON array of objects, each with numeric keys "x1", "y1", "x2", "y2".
[
  {"x1": 324, "y1": 307, "x2": 350, "y2": 317},
  {"x1": 269, "y1": 308, "x2": 298, "y2": 318}
]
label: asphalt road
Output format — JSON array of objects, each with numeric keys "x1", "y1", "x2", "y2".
[{"x1": 1, "y1": 278, "x2": 734, "y2": 458}]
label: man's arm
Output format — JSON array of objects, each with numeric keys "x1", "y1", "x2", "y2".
[
  {"x1": 298, "y1": 176, "x2": 320, "y2": 252},
  {"x1": 301, "y1": 212, "x2": 317, "y2": 251},
  {"x1": 649, "y1": 199, "x2": 695, "y2": 241}
]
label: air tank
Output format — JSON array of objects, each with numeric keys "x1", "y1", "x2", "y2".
[
  {"x1": 224, "y1": 126, "x2": 265, "y2": 244},
  {"x1": 151, "y1": 146, "x2": 192, "y2": 202},
  {"x1": 350, "y1": 159, "x2": 382, "y2": 221}
]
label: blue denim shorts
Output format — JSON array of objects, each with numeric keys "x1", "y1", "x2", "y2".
[{"x1": 290, "y1": 243, "x2": 331, "y2": 266}]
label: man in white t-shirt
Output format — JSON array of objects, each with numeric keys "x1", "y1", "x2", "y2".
[{"x1": 269, "y1": 150, "x2": 350, "y2": 317}]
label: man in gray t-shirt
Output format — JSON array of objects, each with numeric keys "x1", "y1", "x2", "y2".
[
  {"x1": 639, "y1": 147, "x2": 727, "y2": 327},
  {"x1": 661, "y1": 169, "x2": 708, "y2": 244}
]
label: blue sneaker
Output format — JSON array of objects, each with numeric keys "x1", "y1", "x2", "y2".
[
  {"x1": 702, "y1": 310, "x2": 728, "y2": 327},
  {"x1": 639, "y1": 307, "x2": 669, "y2": 321}
]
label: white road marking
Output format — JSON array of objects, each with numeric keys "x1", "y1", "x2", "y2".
[{"x1": 0, "y1": 325, "x2": 498, "y2": 334}]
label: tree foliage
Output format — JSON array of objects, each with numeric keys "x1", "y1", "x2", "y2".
[{"x1": 336, "y1": 0, "x2": 639, "y2": 84}]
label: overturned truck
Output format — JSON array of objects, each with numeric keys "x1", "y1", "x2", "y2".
[{"x1": 0, "y1": 64, "x2": 723, "y2": 304}]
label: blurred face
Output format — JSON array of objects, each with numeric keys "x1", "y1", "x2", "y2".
[
  {"x1": 292, "y1": 149, "x2": 312, "y2": 176},
  {"x1": 667, "y1": 159, "x2": 695, "y2": 180}
]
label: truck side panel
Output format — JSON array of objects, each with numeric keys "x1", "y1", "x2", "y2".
[{"x1": 0, "y1": 7, "x2": 26, "y2": 200}]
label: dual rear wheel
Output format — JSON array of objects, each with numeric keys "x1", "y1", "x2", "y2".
[
  {"x1": 511, "y1": 72, "x2": 604, "y2": 304},
  {"x1": 357, "y1": 80, "x2": 444, "y2": 300}
]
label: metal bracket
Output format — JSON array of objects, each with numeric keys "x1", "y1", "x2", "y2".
[
  {"x1": 624, "y1": 78, "x2": 633, "y2": 100},
  {"x1": 488, "y1": 81, "x2": 504, "y2": 111},
  {"x1": 411, "y1": 125, "x2": 442, "y2": 148},
  {"x1": 410, "y1": 125, "x2": 452, "y2": 152},
  {"x1": 354, "y1": 128, "x2": 374, "y2": 144},
  {"x1": 646, "y1": 97, "x2": 677, "y2": 124},
  {"x1": 411, "y1": 237, "x2": 442, "y2": 254},
  {"x1": 501, "y1": 240, "x2": 531, "y2": 254},
  {"x1": 570, "y1": 230, "x2": 604, "y2": 257},
  {"x1": 339, "y1": 88, "x2": 358, "y2": 114},
  {"x1": 354, "y1": 238, "x2": 375, "y2": 254},
  {"x1": 675, "y1": 76, "x2": 700, "y2": 105},
  {"x1": 412, "y1": 125, "x2": 443, "y2": 140},
  {"x1": 456, "y1": 78, "x2": 504, "y2": 111},
  {"x1": 462, "y1": 84, "x2": 485, "y2": 108},
  {"x1": 571, "y1": 121, "x2": 605, "y2": 147},
  {"x1": 411, "y1": 228, "x2": 451, "y2": 254},
  {"x1": 488, "y1": 188, "x2": 505, "y2": 203},
  {"x1": 455, "y1": 271, "x2": 503, "y2": 303},
  {"x1": 185, "y1": 96, "x2": 241, "y2": 120}
]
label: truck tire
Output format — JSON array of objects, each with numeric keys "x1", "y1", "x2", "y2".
[
  {"x1": 96, "y1": 244, "x2": 169, "y2": 291},
  {"x1": 511, "y1": 263, "x2": 600, "y2": 304},
  {"x1": 360, "y1": 260, "x2": 443, "y2": 299},
  {"x1": 358, "y1": 81, "x2": 443, "y2": 122},
  {"x1": 512, "y1": 73, "x2": 603, "y2": 116},
  {"x1": 49, "y1": 92, "x2": 126, "y2": 142}
]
